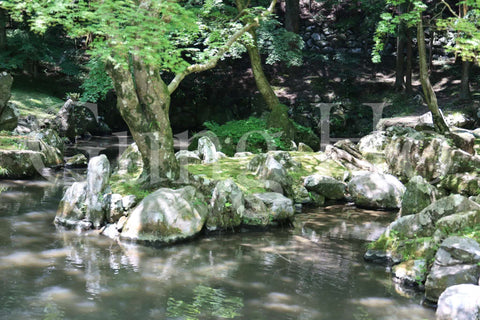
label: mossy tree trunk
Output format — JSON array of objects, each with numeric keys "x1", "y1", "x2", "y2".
[
  {"x1": 106, "y1": 57, "x2": 179, "y2": 185},
  {"x1": 245, "y1": 29, "x2": 280, "y2": 109},
  {"x1": 417, "y1": 16, "x2": 449, "y2": 134}
]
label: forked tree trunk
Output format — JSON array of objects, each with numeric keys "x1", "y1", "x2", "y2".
[
  {"x1": 417, "y1": 17, "x2": 449, "y2": 134},
  {"x1": 106, "y1": 58, "x2": 179, "y2": 185},
  {"x1": 459, "y1": 60, "x2": 471, "y2": 100}
]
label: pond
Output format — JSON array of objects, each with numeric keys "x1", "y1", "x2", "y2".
[{"x1": 0, "y1": 178, "x2": 435, "y2": 320}]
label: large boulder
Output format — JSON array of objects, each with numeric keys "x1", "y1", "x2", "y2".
[
  {"x1": 54, "y1": 182, "x2": 88, "y2": 227},
  {"x1": 425, "y1": 236, "x2": 480, "y2": 302},
  {"x1": 54, "y1": 99, "x2": 99, "y2": 139},
  {"x1": 85, "y1": 155, "x2": 110, "y2": 228},
  {"x1": 115, "y1": 143, "x2": 143, "y2": 177},
  {"x1": 389, "y1": 195, "x2": 480, "y2": 238},
  {"x1": 248, "y1": 152, "x2": 297, "y2": 195},
  {"x1": 0, "y1": 150, "x2": 44, "y2": 178},
  {"x1": 0, "y1": 102, "x2": 19, "y2": 132},
  {"x1": 0, "y1": 72, "x2": 13, "y2": 108},
  {"x1": 401, "y1": 175, "x2": 439, "y2": 216},
  {"x1": 385, "y1": 133, "x2": 480, "y2": 182},
  {"x1": 303, "y1": 174, "x2": 346, "y2": 200},
  {"x1": 436, "y1": 284, "x2": 480, "y2": 320},
  {"x1": 348, "y1": 171, "x2": 405, "y2": 209},
  {"x1": 440, "y1": 173, "x2": 480, "y2": 197},
  {"x1": 121, "y1": 186, "x2": 208, "y2": 243},
  {"x1": 242, "y1": 192, "x2": 294, "y2": 227},
  {"x1": 207, "y1": 179, "x2": 245, "y2": 231},
  {"x1": 198, "y1": 136, "x2": 218, "y2": 164}
]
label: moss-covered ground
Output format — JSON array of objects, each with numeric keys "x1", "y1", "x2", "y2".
[
  {"x1": 0, "y1": 132, "x2": 27, "y2": 151},
  {"x1": 10, "y1": 88, "x2": 64, "y2": 119}
]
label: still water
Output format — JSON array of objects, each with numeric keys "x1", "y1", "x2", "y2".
[{"x1": 0, "y1": 178, "x2": 435, "y2": 320}]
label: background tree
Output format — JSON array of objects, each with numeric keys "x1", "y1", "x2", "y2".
[
  {"x1": 0, "y1": 8, "x2": 6, "y2": 51},
  {"x1": 373, "y1": 0, "x2": 450, "y2": 133}
]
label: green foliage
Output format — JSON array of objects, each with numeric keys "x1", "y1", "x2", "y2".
[
  {"x1": 203, "y1": 117, "x2": 287, "y2": 156},
  {"x1": 109, "y1": 176, "x2": 151, "y2": 200},
  {"x1": 9, "y1": 88, "x2": 64, "y2": 119},
  {"x1": 166, "y1": 285, "x2": 243, "y2": 319},
  {"x1": 437, "y1": 1, "x2": 480, "y2": 62},
  {"x1": 80, "y1": 58, "x2": 114, "y2": 103},
  {"x1": 256, "y1": 19, "x2": 304, "y2": 66},
  {"x1": 0, "y1": 135, "x2": 26, "y2": 150},
  {"x1": 0, "y1": 24, "x2": 80, "y2": 76}
]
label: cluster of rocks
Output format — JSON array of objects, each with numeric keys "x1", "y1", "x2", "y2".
[{"x1": 303, "y1": 25, "x2": 369, "y2": 55}]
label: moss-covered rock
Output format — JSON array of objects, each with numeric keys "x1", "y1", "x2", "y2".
[
  {"x1": 207, "y1": 179, "x2": 245, "y2": 231},
  {"x1": 303, "y1": 174, "x2": 346, "y2": 200},
  {"x1": 121, "y1": 186, "x2": 208, "y2": 244},
  {"x1": 401, "y1": 175, "x2": 439, "y2": 216}
]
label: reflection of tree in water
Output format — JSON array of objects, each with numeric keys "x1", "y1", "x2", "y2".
[{"x1": 167, "y1": 285, "x2": 243, "y2": 320}]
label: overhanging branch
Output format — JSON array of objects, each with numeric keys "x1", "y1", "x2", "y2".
[{"x1": 168, "y1": 0, "x2": 276, "y2": 94}]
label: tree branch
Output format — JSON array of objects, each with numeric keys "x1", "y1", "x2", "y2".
[{"x1": 168, "y1": 0, "x2": 277, "y2": 94}]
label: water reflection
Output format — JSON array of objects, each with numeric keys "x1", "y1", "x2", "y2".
[{"x1": 0, "y1": 182, "x2": 435, "y2": 320}]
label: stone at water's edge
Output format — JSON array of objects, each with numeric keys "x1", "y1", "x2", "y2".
[
  {"x1": 207, "y1": 179, "x2": 245, "y2": 231},
  {"x1": 86, "y1": 154, "x2": 111, "y2": 228},
  {"x1": 0, "y1": 150, "x2": 45, "y2": 178},
  {"x1": 121, "y1": 186, "x2": 208, "y2": 243},
  {"x1": 393, "y1": 259, "x2": 427, "y2": 286},
  {"x1": 303, "y1": 174, "x2": 346, "y2": 200},
  {"x1": 348, "y1": 171, "x2": 405, "y2": 209},
  {"x1": 243, "y1": 192, "x2": 294, "y2": 227},
  {"x1": 425, "y1": 236, "x2": 480, "y2": 302},
  {"x1": 401, "y1": 175, "x2": 439, "y2": 216},
  {"x1": 55, "y1": 181, "x2": 88, "y2": 227},
  {"x1": 389, "y1": 195, "x2": 480, "y2": 238},
  {"x1": 436, "y1": 284, "x2": 480, "y2": 320}
]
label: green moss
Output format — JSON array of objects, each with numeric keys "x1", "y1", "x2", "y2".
[
  {"x1": 0, "y1": 134, "x2": 27, "y2": 150},
  {"x1": 109, "y1": 175, "x2": 152, "y2": 200},
  {"x1": 10, "y1": 88, "x2": 64, "y2": 119}
]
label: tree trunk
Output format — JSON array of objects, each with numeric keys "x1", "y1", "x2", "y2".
[
  {"x1": 417, "y1": 17, "x2": 449, "y2": 134},
  {"x1": 405, "y1": 33, "x2": 413, "y2": 95},
  {"x1": 106, "y1": 58, "x2": 179, "y2": 185},
  {"x1": 246, "y1": 30, "x2": 280, "y2": 109},
  {"x1": 395, "y1": 22, "x2": 406, "y2": 90},
  {"x1": 285, "y1": 0, "x2": 300, "y2": 33},
  {"x1": 459, "y1": 59, "x2": 471, "y2": 100},
  {"x1": 0, "y1": 9, "x2": 6, "y2": 51}
]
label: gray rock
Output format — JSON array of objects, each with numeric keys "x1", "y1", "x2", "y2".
[
  {"x1": 86, "y1": 155, "x2": 110, "y2": 228},
  {"x1": 55, "y1": 182, "x2": 88, "y2": 227},
  {"x1": 393, "y1": 259, "x2": 427, "y2": 286},
  {"x1": 304, "y1": 174, "x2": 346, "y2": 200},
  {"x1": 348, "y1": 171, "x2": 405, "y2": 209},
  {"x1": 198, "y1": 136, "x2": 218, "y2": 164},
  {"x1": 435, "y1": 211, "x2": 480, "y2": 241},
  {"x1": 425, "y1": 236, "x2": 480, "y2": 302},
  {"x1": 102, "y1": 224, "x2": 120, "y2": 239},
  {"x1": 121, "y1": 186, "x2": 208, "y2": 243},
  {"x1": 66, "y1": 154, "x2": 88, "y2": 168},
  {"x1": 389, "y1": 195, "x2": 480, "y2": 238},
  {"x1": 0, "y1": 102, "x2": 19, "y2": 131},
  {"x1": 175, "y1": 150, "x2": 201, "y2": 165},
  {"x1": 401, "y1": 175, "x2": 439, "y2": 216},
  {"x1": 436, "y1": 284, "x2": 480, "y2": 320},
  {"x1": 122, "y1": 195, "x2": 137, "y2": 211},
  {"x1": 440, "y1": 173, "x2": 480, "y2": 197},
  {"x1": 242, "y1": 192, "x2": 294, "y2": 227},
  {"x1": 234, "y1": 152, "x2": 253, "y2": 158},
  {"x1": 115, "y1": 143, "x2": 143, "y2": 177},
  {"x1": 107, "y1": 193, "x2": 124, "y2": 223},
  {"x1": 0, "y1": 150, "x2": 45, "y2": 178},
  {"x1": 0, "y1": 72, "x2": 13, "y2": 108},
  {"x1": 207, "y1": 179, "x2": 245, "y2": 231},
  {"x1": 357, "y1": 131, "x2": 389, "y2": 155},
  {"x1": 54, "y1": 99, "x2": 98, "y2": 139},
  {"x1": 298, "y1": 142, "x2": 314, "y2": 152}
]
